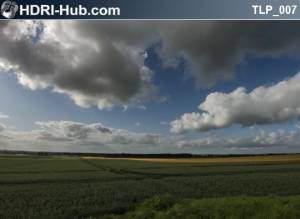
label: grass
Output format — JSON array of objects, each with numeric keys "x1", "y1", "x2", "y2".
[
  {"x1": 102, "y1": 195, "x2": 300, "y2": 219},
  {"x1": 0, "y1": 154, "x2": 300, "y2": 218}
]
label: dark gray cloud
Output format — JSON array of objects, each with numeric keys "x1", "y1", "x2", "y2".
[
  {"x1": 0, "y1": 21, "x2": 159, "y2": 109},
  {"x1": 1, "y1": 21, "x2": 300, "y2": 109},
  {"x1": 157, "y1": 21, "x2": 300, "y2": 86}
]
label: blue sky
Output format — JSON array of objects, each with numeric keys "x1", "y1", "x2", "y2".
[{"x1": 1, "y1": 21, "x2": 300, "y2": 153}]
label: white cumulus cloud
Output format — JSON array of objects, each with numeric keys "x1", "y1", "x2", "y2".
[{"x1": 171, "y1": 72, "x2": 300, "y2": 133}]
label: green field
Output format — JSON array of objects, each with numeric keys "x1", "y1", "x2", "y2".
[
  {"x1": 1, "y1": 155, "x2": 300, "y2": 218},
  {"x1": 102, "y1": 195, "x2": 300, "y2": 219}
]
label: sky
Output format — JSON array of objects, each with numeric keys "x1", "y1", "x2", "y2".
[{"x1": 0, "y1": 20, "x2": 300, "y2": 154}]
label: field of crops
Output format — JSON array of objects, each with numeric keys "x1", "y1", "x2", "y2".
[
  {"x1": 1, "y1": 154, "x2": 300, "y2": 218},
  {"x1": 101, "y1": 195, "x2": 300, "y2": 219}
]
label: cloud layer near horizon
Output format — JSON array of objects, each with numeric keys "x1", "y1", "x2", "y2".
[
  {"x1": 171, "y1": 72, "x2": 300, "y2": 133},
  {"x1": 2, "y1": 21, "x2": 300, "y2": 109},
  {"x1": 32, "y1": 121, "x2": 161, "y2": 148},
  {"x1": 0, "y1": 120, "x2": 300, "y2": 153}
]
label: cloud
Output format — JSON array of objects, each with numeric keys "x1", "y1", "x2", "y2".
[
  {"x1": 0, "y1": 120, "x2": 162, "y2": 153},
  {"x1": 171, "y1": 72, "x2": 300, "y2": 133},
  {"x1": 176, "y1": 137, "x2": 220, "y2": 148},
  {"x1": 0, "y1": 113, "x2": 9, "y2": 119},
  {"x1": 0, "y1": 120, "x2": 300, "y2": 153},
  {"x1": 160, "y1": 121, "x2": 167, "y2": 125},
  {"x1": 0, "y1": 21, "x2": 159, "y2": 109},
  {"x1": 0, "y1": 113, "x2": 8, "y2": 133},
  {"x1": 32, "y1": 120, "x2": 160, "y2": 148},
  {"x1": 157, "y1": 21, "x2": 300, "y2": 86},
  {"x1": 34, "y1": 121, "x2": 112, "y2": 141},
  {"x1": 0, "y1": 123, "x2": 5, "y2": 132},
  {"x1": 2, "y1": 21, "x2": 300, "y2": 109},
  {"x1": 106, "y1": 132, "x2": 160, "y2": 146},
  {"x1": 34, "y1": 121, "x2": 297, "y2": 151},
  {"x1": 175, "y1": 128, "x2": 300, "y2": 150}
]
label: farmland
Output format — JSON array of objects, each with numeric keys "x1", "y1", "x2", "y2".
[
  {"x1": 101, "y1": 195, "x2": 300, "y2": 219},
  {"x1": 1, "y1": 154, "x2": 300, "y2": 218}
]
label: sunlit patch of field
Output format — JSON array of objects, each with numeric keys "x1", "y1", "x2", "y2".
[{"x1": 83, "y1": 154, "x2": 300, "y2": 164}]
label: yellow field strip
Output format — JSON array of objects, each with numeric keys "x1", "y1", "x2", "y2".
[{"x1": 82, "y1": 154, "x2": 300, "y2": 164}]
